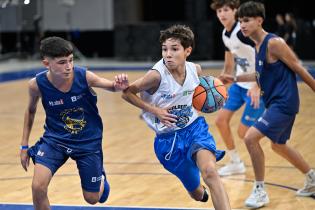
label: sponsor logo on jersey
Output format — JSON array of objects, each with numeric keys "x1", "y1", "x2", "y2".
[
  {"x1": 91, "y1": 175, "x2": 102, "y2": 183},
  {"x1": 71, "y1": 93, "x2": 84, "y2": 102},
  {"x1": 49, "y1": 99, "x2": 64, "y2": 106},
  {"x1": 160, "y1": 93, "x2": 176, "y2": 99}
]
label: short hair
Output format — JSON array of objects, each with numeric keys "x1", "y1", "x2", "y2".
[
  {"x1": 210, "y1": 0, "x2": 240, "y2": 10},
  {"x1": 159, "y1": 25, "x2": 195, "y2": 50},
  {"x1": 40, "y1": 36, "x2": 73, "y2": 59},
  {"x1": 237, "y1": 1, "x2": 265, "y2": 19}
]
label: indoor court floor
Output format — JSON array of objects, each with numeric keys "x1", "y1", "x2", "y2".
[{"x1": 0, "y1": 59, "x2": 315, "y2": 210}]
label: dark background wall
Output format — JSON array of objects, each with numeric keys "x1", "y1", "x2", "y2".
[{"x1": 0, "y1": 0, "x2": 314, "y2": 60}]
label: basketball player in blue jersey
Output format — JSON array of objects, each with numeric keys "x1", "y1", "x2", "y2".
[
  {"x1": 19, "y1": 37, "x2": 129, "y2": 210},
  {"x1": 122, "y1": 25, "x2": 230, "y2": 210},
  {"x1": 210, "y1": 0, "x2": 265, "y2": 176},
  {"x1": 221, "y1": 1, "x2": 315, "y2": 208}
]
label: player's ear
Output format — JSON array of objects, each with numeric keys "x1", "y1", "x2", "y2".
[
  {"x1": 185, "y1": 47, "x2": 192, "y2": 57},
  {"x1": 42, "y1": 58, "x2": 49, "y2": 68},
  {"x1": 257, "y1": 17, "x2": 264, "y2": 25}
]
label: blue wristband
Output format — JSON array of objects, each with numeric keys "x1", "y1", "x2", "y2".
[{"x1": 20, "y1": 145, "x2": 29, "y2": 150}]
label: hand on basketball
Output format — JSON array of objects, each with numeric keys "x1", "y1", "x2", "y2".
[
  {"x1": 114, "y1": 74, "x2": 129, "y2": 91},
  {"x1": 218, "y1": 74, "x2": 234, "y2": 84},
  {"x1": 155, "y1": 108, "x2": 177, "y2": 127},
  {"x1": 247, "y1": 85, "x2": 261, "y2": 109},
  {"x1": 20, "y1": 150, "x2": 30, "y2": 172}
]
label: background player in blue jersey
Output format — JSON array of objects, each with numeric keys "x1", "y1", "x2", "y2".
[
  {"x1": 222, "y1": 1, "x2": 315, "y2": 208},
  {"x1": 19, "y1": 36, "x2": 129, "y2": 210},
  {"x1": 122, "y1": 25, "x2": 231, "y2": 210},
  {"x1": 210, "y1": 0, "x2": 264, "y2": 176}
]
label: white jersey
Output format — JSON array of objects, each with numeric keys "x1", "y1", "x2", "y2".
[
  {"x1": 141, "y1": 59, "x2": 199, "y2": 134},
  {"x1": 222, "y1": 22, "x2": 256, "y2": 89}
]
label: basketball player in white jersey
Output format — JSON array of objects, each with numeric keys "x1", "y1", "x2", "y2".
[
  {"x1": 210, "y1": 0, "x2": 265, "y2": 176},
  {"x1": 122, "y1": 25, "x2": 231, "y2": 210}
]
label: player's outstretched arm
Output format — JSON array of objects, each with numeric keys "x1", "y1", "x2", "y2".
[
  {"x1": 20, "y1": 78, "x2": 40, "y2": 172},
  {"x1": 268, "y1": 38, "x2": 315, "y2": 92},
  {"x1": 86, "y1": 70, "x2": 129, "y2": 92}
]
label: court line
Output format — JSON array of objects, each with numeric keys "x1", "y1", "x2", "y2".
[
  {"x1": 0, "y1": 161, "x2": 314, "y2": 170},
  {"x1": 0, "y1": 202, "x2": 247, "y2": 210},
  {"x1": 1, "y1": 170, "x2": 315, "y2": 200}
]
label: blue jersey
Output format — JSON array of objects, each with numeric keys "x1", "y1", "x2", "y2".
[
  {"x1": 255, "y1": 33, "x2": 299, "y2": 114},
  {"x1": 36, "y1": 66, "x2": 103, "y2": 151}
]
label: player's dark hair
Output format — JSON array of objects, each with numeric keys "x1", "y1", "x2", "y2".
[
  {"x1": 237, "y1": 1, "x2": 265, "y2": 19},
  {"x1": 40, "y1": 36, "x2": 73, "y2": 59},
  {"x1": 210, "y1": 0, "x2": 240, "y2": 10},
  {"x1": 159, "y1": 25, "x2": 195, "y2": 50}
]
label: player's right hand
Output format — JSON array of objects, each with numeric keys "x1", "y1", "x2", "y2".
[
  {"x1": 154, "y1": 108, "x2": 178, "y2": 128},
  {"x1": 20, "y1": 150, "x2": 30, "y2": 172}
]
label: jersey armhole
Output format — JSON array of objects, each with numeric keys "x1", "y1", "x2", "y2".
[{"x1": 146, "y1": 69, "x2": 161, "y2": 95}]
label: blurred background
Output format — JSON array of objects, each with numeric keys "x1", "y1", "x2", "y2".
[{"x1": 0, "y1": 0, "x2": 314, "y2": 62}]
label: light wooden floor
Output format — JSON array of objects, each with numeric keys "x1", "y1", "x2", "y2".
[{"x1": 0, "y1": 69, "x2": 314, "y2": 210}]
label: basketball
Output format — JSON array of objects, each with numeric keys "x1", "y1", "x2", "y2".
[{"x1": 193, "y1": 76, "x2": 227, "y2": 113}]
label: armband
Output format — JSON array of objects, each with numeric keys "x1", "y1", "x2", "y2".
[{"x1": 20, "y1": 145, "x2": 29, "y2": 150}]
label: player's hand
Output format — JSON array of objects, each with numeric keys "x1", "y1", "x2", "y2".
[
  {"x1": 20, "y1": 149, "x2": 30, "y2": 172},
  {"x1": 218, "y1": 74, "x2": 234, "y2": 84},
  {"x1": 247, "y1": 85, "x2": 261, "y2": 109},
  {"x1": 154, "y1": 108, "x2": 178, "y2": 128},
  {"x1": 114, "y1": 74, "x2": 129, "y2": 91}
]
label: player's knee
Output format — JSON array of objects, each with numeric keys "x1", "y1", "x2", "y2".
[
  {"x1": 32, "y1": 180, "x2": 48, "y2": 196},
  {"x1": 243, "y1": 135, "x2": 254, "y2": 148},
  {"x1": 83, "y1": 194, "x2": 99, "y2": 205},
  {"x1": 201, "y1": 166, "x2": 218, "y2": 185},
  {"x1": 215, "y1": 114, "x2": 227, "y2": 128},
  {"x1": 189, "y1": 185, "x2": 208, "y2": 202}
]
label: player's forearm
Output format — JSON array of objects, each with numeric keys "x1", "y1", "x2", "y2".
[
  {"x1": 21, "y1": 110, "x2": 36, "y2": 146},
  {"x1": 235, "y1": 73, "x2": 256, "y2": 82},
  {"x1": 122, "y1": 89, "x2": 155, "y2": 114}
]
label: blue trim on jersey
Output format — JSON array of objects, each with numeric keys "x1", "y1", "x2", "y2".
[{"x1": 236, "y1": 30, "x2": 255, "y2": 47}]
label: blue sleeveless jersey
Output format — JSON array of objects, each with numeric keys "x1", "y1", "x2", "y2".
[
  {"x1": 255, "y1": 33, "x2": 299, "y2": 114},
  {"x1": 36, "y1": 66, "x2": 103, "y2": 151}
]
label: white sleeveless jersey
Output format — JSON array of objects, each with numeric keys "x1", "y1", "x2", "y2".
[
  {"x1": 141, "y1": 59, "x2": 200, "y2": 134},
  {"x1": 222, "y1": 22, "x2": 256, "y2": 89}
]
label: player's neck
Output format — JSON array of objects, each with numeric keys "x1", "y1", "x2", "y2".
[
  {"x1": 47, "y1": 71, "x2": 74, "y2": 92},
  {"x1": 225, "y1": 20, "x2": 236, "y2": 32},
  {"x1": 251, "y1": 29, "x2": 268, "y2": 47}
]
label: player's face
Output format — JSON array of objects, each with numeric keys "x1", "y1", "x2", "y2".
[
  {"x1": 216, "y1": 5, "x2": 237, "y2": 28},
  {"x1": 43, "y1": 54, "x2": 74, "y2": 79},
  {"x1": 162, "y1": 38, "x2": 191, "y2": 70},
  {"x1": 239, "y1": 16, "x2": 262, "y2": 37}
]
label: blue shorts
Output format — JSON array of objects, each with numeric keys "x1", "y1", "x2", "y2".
[
  {"x1": 154, "y1": 117, "x2": 225, "y2": 192},
  {"x1": 223, "y1": 83, "x2": 265, "y2": 126},
  {"x1": 254, "y1": 106, "x2": 296, "y2": 144},
  {"x1": 28, "y1": 139, "x2": 104, "y2": 192}
]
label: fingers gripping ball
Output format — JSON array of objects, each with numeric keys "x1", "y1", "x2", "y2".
[{"x1": 193, "y1": 76, "x2": 227, "y2": 113}]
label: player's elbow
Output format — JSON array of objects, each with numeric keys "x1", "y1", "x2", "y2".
[{"x1": 121, "y1": 88, "x2": 130, "y2": 101}]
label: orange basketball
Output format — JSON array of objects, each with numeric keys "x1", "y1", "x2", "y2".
[{"x1": 193, "y1": 76, "x2": 227, "y2": 113}]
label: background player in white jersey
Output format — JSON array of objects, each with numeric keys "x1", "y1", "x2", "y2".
[
  {"x1": 122, "y1": 25, "x2": 231, "y2": 210},
  {"x1": 210, "y1": 0, "x2": 265, "y2": 176}
]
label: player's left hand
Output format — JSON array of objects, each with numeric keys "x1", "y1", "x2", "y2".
[
  {"x1": 247, "y1": 85, "x2": 261, "y2": 109},
  {"x1": 114, "y1": 74, "x2": 129, "y2": 91}
]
